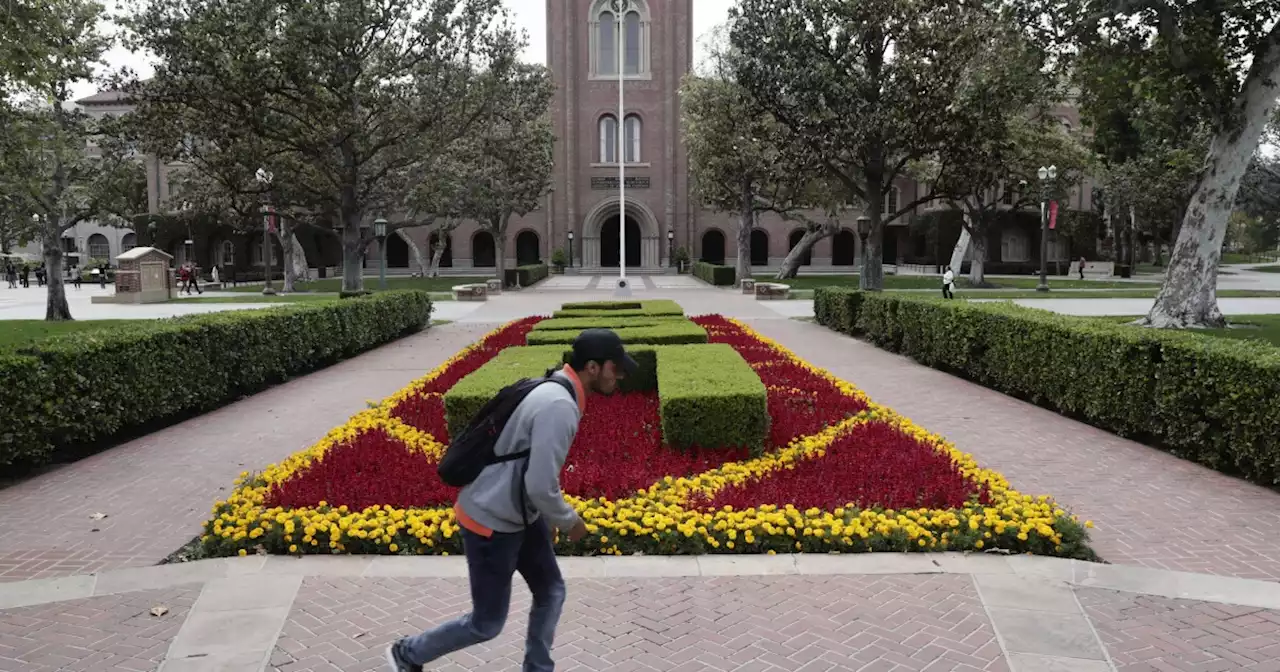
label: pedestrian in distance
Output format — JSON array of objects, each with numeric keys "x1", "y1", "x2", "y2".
[
  {"x1": 384, "y1": 328, "x2": 638, "y2": 672},
  {"x1": 942, "y1": 265, "x2": 955, "y2": 299}
]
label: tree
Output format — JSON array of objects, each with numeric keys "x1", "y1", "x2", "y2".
[
  {"x1": 917, "y1": 19, "x2": 1095, "y2": 285},
  {"x1": 727, "y1": 0, "x2": 1014, "y2": 290},
  {"x1": 406, "y1": 142, "x2": 479, "y2": 277},
  {"x1": 1032, "y1": 0, "x2": 1280, "y2": 327},
  {"x1": 0, "y1": 195, "x2": 37, "y2": 254},
  {"x1": 122, "y1": 0, "x2": 522, "y2": 293},
  {"x1": 458, "y1": 63, "x2": 554, "y2": 284},
  {"x1": 0, "y1": 0, "x2": 147, "y2": 321}
]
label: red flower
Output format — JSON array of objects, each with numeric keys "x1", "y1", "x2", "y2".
[
  {"x1": 265, "y1": 429, "x2": 457, "y2": 511},
  {"x1": 696, "y1": 420, "x2": 990, "y2": 512}
]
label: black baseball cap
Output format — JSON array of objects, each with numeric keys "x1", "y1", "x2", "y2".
[{"x1": 571, "y1": 328, "x2": 638, "y2": 376}]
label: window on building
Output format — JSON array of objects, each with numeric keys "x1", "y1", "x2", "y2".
[
  {"x1": 1002, "y1": 184, "x2": 1014, "y2": 205},
  {"x1": 624, "y1": 115, "x2": 641, "y2": 162},
  {"x1": 876, "y1": 186, "x2": 900, "y2": 216},
  {"x1": 87, "y1": 233, "x2": 110, "y2": 260},
  {"x1": 598, "y1": 11, "x2": 616, "y2": 75},
  {"x1": 599, "y1": 115, "x2": 618, "y2": 163},
  {"x1": 121, "y1": 233, "x2": 136, "y2": 251},
  {"x1": 1001, "y1": 228, "x2": 1031, "y2": 262},
  {"x1": 624, "y1": 11, "x2": 642, "y2": 74},
  {"x1": 218, "y1": 240, "x2": 235, "y2": 267}
]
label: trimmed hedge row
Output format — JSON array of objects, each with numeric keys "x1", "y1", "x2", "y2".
[
  {"x1": 553, "y1": 299, "x2": 684, "y2": 319},
  {"x1": 531, "y1": 316, "x2": 684, "y2": 331},
  {"x1": 504, "y1": 263, "x2": 549, "y2": 288},
  {"x1": 0, "y1": 291, "x2": 433, "y2": 470},
  {"x1": 693, "y1": 261, "x2": 735, "y2": 286},
  {"x1": 814, "y1": 287, "x2": 1280, "y2": 485},
  {"x1": 442, "y1": 343, "x2": 766, "y2": 450},
  {"x1": 525, "y1": 320, "x2": 708, "y2": 346}
]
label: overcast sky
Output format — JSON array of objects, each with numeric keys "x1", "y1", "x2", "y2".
[{"x1": 73, "y1": 0, "x2": 737, "y2": 100}]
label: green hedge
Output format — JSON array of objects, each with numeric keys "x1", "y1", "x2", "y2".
[
  {"x1": 0, "y1": 291, "x2": 432, "y2": 471},
  {"x1": 657, "y1": 344, "x2": 768, "y2": 452},
  {"x1": 553, "y1": 299, "x2": 683, "y2": 319},
  {"x1": 525, "y1": 320, "x2": 708, "y2": 346},
  {"x1": 813, "y1": 287, "x2": 1280, "y2": 485},
  {"x1": 560, "y1": 300, "x2": 642, "y2": 310},
  {"x1": 693, "y1": 261, "x2": 736, "y2": 286},
  {"x1": 443, "y1": 343, "x2": 766, "y2": 450},
  {"x1": 504, "y1": 263, "x2": 548, "y2": 288},
  {"x1": 531, "y1": 316, "x2": 684, "y2": 331}
]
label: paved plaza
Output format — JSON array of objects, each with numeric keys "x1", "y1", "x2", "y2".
[{"x1": 3, "y1": 277, "x2": 1280, "y2": 671}]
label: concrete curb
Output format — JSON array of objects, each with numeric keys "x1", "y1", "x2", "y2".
[{"x1": 3, "y1": 553, "x2": 1279, "y2": 613}]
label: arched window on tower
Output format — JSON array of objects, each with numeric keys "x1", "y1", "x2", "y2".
[
  {"x1": 599, "y1": 114, "x2": 618, "y2": 163},
  {"x1": 624, "y1": 115, "x2": 641, "y2": 163},
  {"x1": 592, "y1": 0, "x2": 650, "y2": 77},
  {"x1": 597, "y1": 10, "x2": 616, "y2": 75}
]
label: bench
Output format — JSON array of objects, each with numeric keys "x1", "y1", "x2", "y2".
[
  {"x1": 486, "y1": 278, "x2": 502, "y2": 294},
  {"x1": 754, "y1": 282, "x2": 790, "y2": 300},
  {"x1": 1067, "y1": 261, "x2": 1115, "y2": 279},
  {"x1": 740, "y1": 278, "x2": 756, "y2": 294},
  {"x1": 451, "y1": 283, "x2": 488, "y2": 301}
]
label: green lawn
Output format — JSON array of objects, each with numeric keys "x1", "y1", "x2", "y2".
[
  {"x1": 185, "y1": 290, "x2": 453, "y2": 303},
  {"x1": 1222, "y1": 252, "x2": 1280, "y2": 265},
  {"x1": 225, "y1": 276, "x2": 485, "y2": 293},
  {"x1": 0, "y1": 320, "x2": 146, "y2": 351},
  {"x1": 1249, "y1": 264, "x2": 1280, "y2": 273},
  {"x1": 1094, "y1": 314, "x2": 1280, "y2": 348},
  {"x1": 757, "y1": 274, "x2": 1159, "y2": 291},
  {"x1": 788, "y1": 288, "x2": 1280, "y2": 300}
]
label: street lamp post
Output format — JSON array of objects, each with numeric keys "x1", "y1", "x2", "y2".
[
  {"x1": 612, "y1": 0, "x2": 631, "y2": 297},
  {"x1": 255, "y1": 168, "x2": 276, "y2": 295},
  {"x1": 667, "y1": 230, "x2": 674, "y2": 268},
  {"x1": 1037, "y1": 165, "x2": 1057, "y2": 293},
  {"x1": 182, "y1": 201, "x2": 194, "y2": 267},
  {"x1": 374, "y1": 218, "x2": 388, "y2": 290},
  {"x1": 567, "y1": 230, "x2": 574, "y2": 269}
]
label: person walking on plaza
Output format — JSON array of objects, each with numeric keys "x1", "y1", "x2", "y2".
[
  {"x1": 384, "y1": 329, "x2": 637, "y2": 672},
  {"x1": 35, "y1": 264, "x2": 45, "y2": 287},
  {"x1": 20, "y1": 265, "x2": 29, "y2": 288},
  {"x1": 4, "y1": 263, "x2": 15, "y2": 289},
  {"x1": 98, "y1": 263, "x2": 107, "y2": 288},
  {"x1": 72, "y1": 266, "x2": 81, "y2": 289},
  {"x1": 1078, "y1": 255, "x2": 1087, "y2": 280},
  {"x1": 942, "y1": 265, "x2": 955, "y2": 299}
]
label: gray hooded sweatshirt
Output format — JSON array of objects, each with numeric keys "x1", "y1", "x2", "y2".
[{"x1": 455, "y1": 369, "x2": 584, "y2": 534}]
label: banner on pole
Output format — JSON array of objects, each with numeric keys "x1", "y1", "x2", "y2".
[{"x1": 1048, "y1": 200, "x2": 1059, "y2": 230}]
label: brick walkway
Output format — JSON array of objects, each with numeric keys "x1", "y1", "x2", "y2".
[
  {"x1": 0, "y1": 323, "x2": 497, "y2": 583},
  {"x1": 273, "y1": 575, "x2": 1008, "y2": 672},
  {"x1": 745, "y1": 318, "x2": 1280, "y2": 581},
  {"x1": 0, "y1": 586, "x2": 199, "y2": 672}
]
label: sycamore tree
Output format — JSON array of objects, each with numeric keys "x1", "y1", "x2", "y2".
[
  {"x1": 406, "y1": 140, "x2": 482, "y2": 277},
  {"x1": 459, "y1": 63, "x2": 554, "y2": 283},
  {"x1": 123, "y1": 0, "x2": 522, "y2": 293},
  {"x1": 728, "y1": 0, "x2": 1015, "y2": 290},
  {"x1": 0, "y1": 0, "x2": 146, "y2": 321},
  {"x1": 1027, "y1": 0, "x2": 1280, "y2": 327}
]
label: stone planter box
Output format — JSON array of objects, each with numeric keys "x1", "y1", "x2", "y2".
[
  {"x1": 740, "y1": 278, "x2": 756, "y2": 294},
  {"x1": 754, "y1": 282, "x2": 790, "y2": 300},
  {"x1": 452, "y1": 284, "x2": 488, "y2": 301}
]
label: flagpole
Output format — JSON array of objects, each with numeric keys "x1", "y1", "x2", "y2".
[{"x1": 614, "y1": 0, "x2": 630, "y2": 296}]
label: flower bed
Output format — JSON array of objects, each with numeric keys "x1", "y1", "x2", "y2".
[{"x1": 201, "y1": 312, "x2": 1093, "y2": 559}]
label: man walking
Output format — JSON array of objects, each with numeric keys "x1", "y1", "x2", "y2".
[
  {"x1": 385, "y1": 329, "x2": 636, "y2": 672},
  {"x1": 942, "y1": 266, "x2": 955, "y2": 299}
]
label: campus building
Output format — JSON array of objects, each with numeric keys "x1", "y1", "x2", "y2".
[{"x1": 74, "y1": 0, "x2": 1098, "y2": 278}]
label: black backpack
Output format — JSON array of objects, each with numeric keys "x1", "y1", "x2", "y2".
[{"x1": 437, "y1": 371, "x2": 575, "y2": 488}]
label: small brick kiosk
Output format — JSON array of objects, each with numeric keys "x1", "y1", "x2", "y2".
[{"x1": 109, "y1": 246, "x2": 174, "y2": 304}]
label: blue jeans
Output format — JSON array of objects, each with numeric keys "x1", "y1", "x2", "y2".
[{"x1": 401, "y1": 518, "x2": 566, "y2": 672}]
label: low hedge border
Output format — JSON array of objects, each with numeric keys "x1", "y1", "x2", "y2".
[
  {"x1": 693, "y1": 261, "x2": 736, "y2": 286},
  {"x1": 813, "y1": 287, "x2": 1280, "y2": 485},
  {"x1": 504, "y1": 264, "x2": 549, "y2": 288},
  {"x1": 525, "y1": 320, "x2": 708, "y2": 346},
  {"x1": 0, "y1": 291, "x2": 432, "y2": 471},
  {"x1": 553, "y1": 299, "x2": 684, "y2": 319},
  {"x1": 442, "y1": 342, "x2": 765, "y2": 450},
  {"x1": 530, "y1": 316, "x2": 685, "y2": 331}
]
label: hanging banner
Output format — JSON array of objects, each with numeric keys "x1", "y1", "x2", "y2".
[
  {"x1": 1048, "y1": 200, "x2": 1059, "y2": 230},
  {"x1": 263, "y1": 205, "x2": 277, "y2": 234}
]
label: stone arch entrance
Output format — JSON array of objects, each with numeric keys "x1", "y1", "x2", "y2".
[
  {"x1": 700, "y1": 229, "x2": 726, "y2": 264},
  {"x1": 583, "y1": 197, "x2": 661, "y2": 269}
]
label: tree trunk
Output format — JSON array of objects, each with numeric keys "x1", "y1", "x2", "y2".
[
  {"x1": 397, "y1": 228, "x2": 428, "y2": 277},
  {"x1": 493, "y1": 216, "x2": 509, "y2": 286},
  {"x1": 277, "y1": 221, "x2": 296, "y2": 293},
  {"x1": 969, "y1": 234, "x2": 989, "y2": 287},
  {"x1": 1144, "y1": 29, "x2": 1280, "y2": 328},
  {"x1": 860, "y1": 221, "x2": 885, "y2": 291},
  {"x1": 428, "y1": 243, "x2": 444, "y2": 277},
  {"x1": 774, "y1": 226, "x2": 830, "y2": 280},
  {"x1": 42, "y1": 231, "x2": 72, "y2": 321},
  {"x1": 734, "y1": 183, "x2": 753, "y2": 286},
  {"x1": 949, "y1": 226, "x2": 971, "y2": 274},
  {"x1": 340, "y1": 222, "x2": 364, "y2": 293}
]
